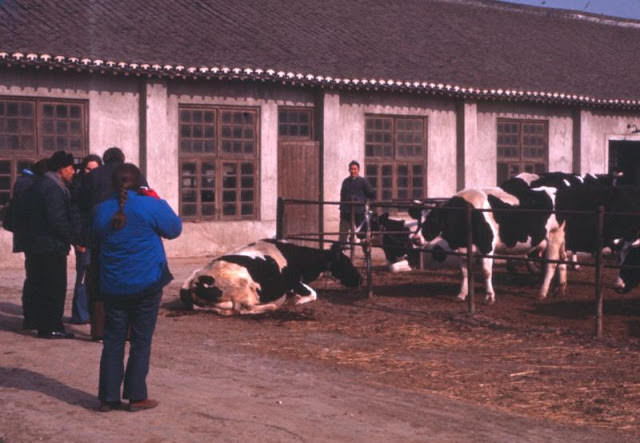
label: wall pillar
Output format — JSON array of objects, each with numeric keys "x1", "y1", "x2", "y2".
[
  {"x1": 456, "y1": 100, "x2": 478, "y2": 190},
  {"x1": 321, "y1": 91, "x2": 343, "y2": 232},
  {"x1": 141, "y1": 79, "x2": 178, "y2": 210},
  {"x1": 572, "y1": 107, "x2": 582, "y2": 174}
]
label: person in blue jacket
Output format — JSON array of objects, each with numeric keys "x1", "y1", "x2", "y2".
[{"x1": 93, "y1": 163, "x2": 181, "y2": 412}]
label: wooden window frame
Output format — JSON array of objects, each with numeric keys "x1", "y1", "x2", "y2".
[
  {"x1": 178, "y1": 104, "x2": 260, "y2": 221},
  {"x1": 496, "y1": 118, "x2": 548, "y2": 185},
  {"x1": 278, "y1": 107, "x2": 314, "y2": 140},
  {"x1": 0, "y1": 96, "x2": 88, "y2": 207},
  {"x1": 364, "y1": 114, "x2": 428, "y2": 203}
]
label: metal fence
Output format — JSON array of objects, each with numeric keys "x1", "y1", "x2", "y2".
[{"x1": 276, "y1": 196, "x2": 638, "y2": 338}]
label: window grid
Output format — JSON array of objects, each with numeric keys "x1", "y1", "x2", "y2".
[
  {"x1": 497, "y1": 119, "x2": 548, "y2": 185},
  {"x1": 0, "y1": 97, "x2": 88, "y2": 208},
  {"x1": 179, "y1": 105, "x2": 259, "y2": 221},
  {"x1": 365, "y1": 115, "x2": 427, "y2": 202},
  {"x1": 278, "y1": 108, "x2": 313, "y2": 139}
]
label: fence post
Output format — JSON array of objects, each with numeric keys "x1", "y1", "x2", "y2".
[
  {"x1": 466, "y1": 205, "x2": 475, "y2": 314},
  {"x1": 276, "y1": 197, "x2": 284, "y2": 240},
  {"x1": 594, "y1": 205, "x2": 605, "y2": 338},
  {"x1": 364, "y1": 201, "x2": 373, "y2": 298},
  {"x1": 349, "y1": 204, "x2": 356, "y2": 261}
]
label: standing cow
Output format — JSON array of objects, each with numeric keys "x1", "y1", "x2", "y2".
[
  {"x1": 180, "y1": 239, "x2": 361, "y2": 315},
  {"x1": 417, "y1": 187, "x2": 567, "y2": 304}
]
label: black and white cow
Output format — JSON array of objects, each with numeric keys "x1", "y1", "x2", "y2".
[
  {"x1": 417, "y1": 187, "x2": 567, "y2": 304},
  {"x1": 617, "y1": 244, "x2": 640, "y2": 293},
  {"x1": 179, "y1": 239, "x2": 362, "y2": 315},
  {"x1": 373, "y1": 212, "x2": 423, "y2": 272},
  {"x1": 507, "y1": 172, "x2": 640, "y2": 292}
]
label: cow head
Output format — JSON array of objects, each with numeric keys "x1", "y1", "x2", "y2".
[
  {"x1": 180, "y1": 273, "x2": 224, "y2": 308},
  {"x1": 328, "y1": 243, "x2": 362, "y2": 287}
]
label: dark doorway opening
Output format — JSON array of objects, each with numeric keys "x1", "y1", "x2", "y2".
[{"x1": 609, "y1": 141, "x2": 640, "y2": 186}]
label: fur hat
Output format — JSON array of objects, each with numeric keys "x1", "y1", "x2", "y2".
[{"x1": 48, "y1": 150, "x2": 74, "y2": 171}]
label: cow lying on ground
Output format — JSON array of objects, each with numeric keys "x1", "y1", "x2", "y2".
[{"x1": 180, "y1": 239, "x2": 362, "y2": 315}]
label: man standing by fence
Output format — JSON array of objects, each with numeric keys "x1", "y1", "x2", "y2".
[{"x1": 339, "y1": 160, "x2": 375, "y2": 247}]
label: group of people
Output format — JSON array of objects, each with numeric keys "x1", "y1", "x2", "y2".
[
  {"x1": 4, "y1": 147, "x2": 182, "y2": 412},
  {"x1": 1, "y1": 155, "x2": 368, "y2": 412}
]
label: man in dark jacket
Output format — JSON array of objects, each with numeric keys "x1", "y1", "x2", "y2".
[
  {"x1": 78, "y1": 146, "x2": 148, "y2": 340},
  {"x1": 25, "y1": 150, "x2": 77, "y2": 339},
  {"x1": 339, "y1": 160, "x2": 375, "y2": 246},
  {"x1": 5, "y1": 159, "x2": 48, "y2": 329},
  {"x1": 69, "y1": 154, "x2": 102, "y2": 324}
]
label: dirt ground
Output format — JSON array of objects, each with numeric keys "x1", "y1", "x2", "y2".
[{"x1": 1, "y1": 253, "x2": 640, "y2": 442}]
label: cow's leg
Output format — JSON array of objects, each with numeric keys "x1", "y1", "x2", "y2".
[
  {"x1": 237, "y1": 295, "x2": 289, "y2": 315},
  {"x1": 538, "y1": 227, "x2": 567, "y2": 300},
  {"x1": 456, "y1": 249, "x2": 469, "y2": 301},
  {"x1": 569, "y1": 252, "x2": 580, "y2": 271},
  {"x1": 290, "y1": 282, "x2": 318, "y2": 305},
  {"x1": 482, "y1": 256, "x2": 496, "y2": 305}
]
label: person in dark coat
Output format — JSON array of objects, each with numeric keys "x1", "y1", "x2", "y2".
[
  {"x1": 339, "y1": 160, "x2": 375, "y2": 245},
  {"x1": 25, "y1": 150, "x2": 77, "y2": 339},
  {"x1": 78, "y1": 146, "x2": 148, "y2": 340},
  {"x1": 94, "y1": 163, "x2": 181, "y2": 412},
  {"x1": 4, "y1": 159, "x2": 49, "y2": 329},
  {"x1": 69, "y1": 153, "x2": 102, "y2": 324}
]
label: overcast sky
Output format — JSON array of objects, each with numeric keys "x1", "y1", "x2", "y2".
[{"x1": 501, "y1": 0, "x2": 640, "y2": 20}]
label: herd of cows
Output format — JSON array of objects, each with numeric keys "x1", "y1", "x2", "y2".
[{"x1": 179, "y1": 172, "x2": 640, "y2": 315}]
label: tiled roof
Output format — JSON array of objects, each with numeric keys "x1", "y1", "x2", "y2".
[{"x1": 1, "y1": 0, "x2": 640, "y2": 109}]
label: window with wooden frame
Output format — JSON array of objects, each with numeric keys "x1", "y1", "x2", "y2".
[
  {"x1": 364, "y1": 115, "x2": 427, "y2": 202},
  {"x1": 0, "y1": 97, "x2": 88, "y2": 207},
  {"x1": 179, "y1": 105, "x2": 259, "y2": 220},
  {"x1": 497, "y1": 118, "x2": 548, "y2": 185},
  {"x1": 278, "y1": 108, "x2": 313, "y2": 139}
]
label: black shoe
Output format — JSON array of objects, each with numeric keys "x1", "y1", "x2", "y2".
[
  {"x1": 99, "y1": 401, "x2": 123, "y2": 412},
  {"x1": 37, "y1": 330, "x2": 75, "y2": 339},
  {"x1": 22, "y1": 319, "x2": 36, "y2": 330}
]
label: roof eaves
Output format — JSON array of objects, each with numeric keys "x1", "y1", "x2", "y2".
[{"x1": 2, "y1": 51, "x2": 639, "y2": 111}]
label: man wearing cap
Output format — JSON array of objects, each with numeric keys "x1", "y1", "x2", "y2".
[{"x1": 25, "y1": 150, "x2": 77, "y2": 339}]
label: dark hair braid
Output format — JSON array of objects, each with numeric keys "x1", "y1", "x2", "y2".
[
  {"x1": 110, "y1": 163, "x2": 143, "y2": 230},
  {"x1": 111, "y1": 184, "x2": 129, "y2": 230}
]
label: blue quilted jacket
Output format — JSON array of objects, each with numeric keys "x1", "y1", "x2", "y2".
[{"x1": 93, "y1": 191, "x2": 182, "y2": 297}]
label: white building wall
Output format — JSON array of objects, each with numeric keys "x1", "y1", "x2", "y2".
[
  {"x1": 163, "y1": 80, "x2": 316, "y2": 258},
  {"x1": 3, "y1": 70, "x2": 640, "y2": 267},
  {"x1": 476, "y1": 102, "x2": 574, "y2": 186},
  {"x1": 579, "y1": 109, "x2": 640, "y2": 174},
  {"x1": 0, "y1": 70, "x2": 139, "y2": 266},
  {"x1": 323, "y1": 91, "x2": 457, "y2": 233}
]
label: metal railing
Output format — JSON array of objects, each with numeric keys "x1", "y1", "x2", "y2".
[{"x1": 276, "y1": 197, "x2": 640, "y2": 338}]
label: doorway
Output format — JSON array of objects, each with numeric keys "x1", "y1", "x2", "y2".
[
  {"x1": 277, "y1": 108, "x2": 321, "y2": 246},
  {"x1": 609, "y1": 140, "x2": 640, "y2": 186}
]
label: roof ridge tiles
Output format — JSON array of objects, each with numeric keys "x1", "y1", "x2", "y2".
[{"x1": 1, "y1": 49, "x2": 639, "y2": 110}]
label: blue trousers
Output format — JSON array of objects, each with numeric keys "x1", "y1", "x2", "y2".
[
  {"x1": 71, "y1": 250, "x2": 90, "y2": 323},
  {"x1": 98, "y1": 290, "x2": 162, "y2": 403}
]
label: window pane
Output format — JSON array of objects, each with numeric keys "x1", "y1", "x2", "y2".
[
  {"x1": 278, "y1": 109, "x2": 312, "y2": 139},
  {"x1": 179, "y1": 108, "x2": 215, "y2": 154},
  {"x1": 497, "y1": 119, "x2": 547, "y2": 184},
  {"x1": 39, "y1": 101, "x2": 86, "y2": 153},
  {"x1": 0, "y1": 100, "x2": 36, "y2": 152},
  {"x1": 179, "y1": 105, "x2": 258, "y2": 220}
]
